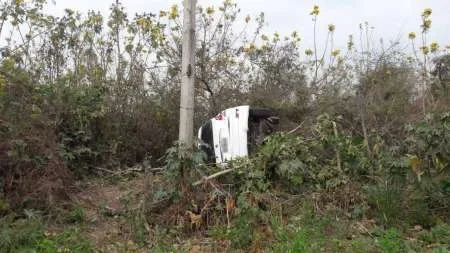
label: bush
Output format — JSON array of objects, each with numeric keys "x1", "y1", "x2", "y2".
[{"x1": 0, "y1": 64, "x2": 72, "y2": 210}]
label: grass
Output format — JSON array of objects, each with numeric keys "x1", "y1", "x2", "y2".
[
  {"x1": 0, "y1": 212, "x2": 93, "y2": 253},
  {"x1": 377, "y1": 228, "x2": 405, "y2": 253},
  {"x1": 65, "y1": 205, "x2": 86, "y2": 224}
]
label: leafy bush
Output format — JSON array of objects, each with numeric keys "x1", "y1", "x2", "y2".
[
  {"x1": 404, "y1": 112, "x2": 450, "y2": 212},
  {"x1": 56, "y1": 84, "x2": 106, "y2": 176},
  {"x1": 253, "y1": 114, "x2": 361, "y2": 191}
]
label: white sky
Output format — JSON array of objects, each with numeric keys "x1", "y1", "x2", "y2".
[{"x1": 39, "y1": 0, "x2": 450, "y2": 51}]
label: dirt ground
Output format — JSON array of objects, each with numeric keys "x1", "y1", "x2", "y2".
[{"x1": 72, "y1": 177, "x2": 147, "y2": 250}]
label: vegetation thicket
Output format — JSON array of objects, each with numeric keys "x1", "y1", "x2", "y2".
[{"x1": 0, "y1": 1, "x2": 449, "y2": 252}]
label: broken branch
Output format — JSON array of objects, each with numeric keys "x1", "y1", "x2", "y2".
[
  {"x1": 288, "y1": 121, "x2": 305, "y2": 134},
  {"x1": 192, "y1": 168, "x2": 234, "y2": 186}
]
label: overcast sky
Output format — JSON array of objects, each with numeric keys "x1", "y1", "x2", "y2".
[{"x1": 44, "y1": 0, "x2": 450, "y2": 51}]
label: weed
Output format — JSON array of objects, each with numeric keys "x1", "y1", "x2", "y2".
[
  {"x1": 430, "y1": 223, "x2": 450, "y2": 245},
  {"x1": 0, "y1": 212, "x2": 93, "y2": 253},
  {"x1": 271, "y1": 205, "x2": 326, "y2": 253},
  {"x1": 366, "y1": 181, "x2": 404, "y2": 227},
  {"x1": 419, "y1": 222, "x2": 450, "y2": 245},
  {"x1": 0, "y1": 213, "x2": 44, "y2": 252},
  {"x1": 0, "y1": 198, "x2": 10, "y2": 215},
  {"x1": 432, "y1": 248, "x2": 450, "y2": 253},
  {"x1": 36, "y1": 227, "x2": 93, "y2": 253},
  {"x1": 348, "y1": 237, "x2": 377, "y2": 253},
  {"x1": 66, "y1": 205, "x2": 86, "y2": 223},
  {"x1": 377, "y1": 228, "x2": 406, "y2": 253}
]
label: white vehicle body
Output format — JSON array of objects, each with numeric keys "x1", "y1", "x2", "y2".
[
  {"x1": 198, "y1": 105, "x2": 249, "y2": 164},
  {"x1": 198, "y1": 105, "x2": 279, "y2": 164}
]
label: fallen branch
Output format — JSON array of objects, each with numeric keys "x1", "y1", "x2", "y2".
[
  {"x1": 192, "y1": 168, "x2": 234, "y2": 186},
  {"x1": 287, "y1": 121, "x2": 305, "y2": 134},
  {"x1": 94, "y1": 167, "x2": 116, "y2": 174},
  {"x1": 148, "y1": 167, "x2": 164, "y2": 172}
]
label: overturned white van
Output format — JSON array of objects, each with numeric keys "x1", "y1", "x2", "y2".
[{"x1": 198, "y1": 106, "x2": 279, "y2": 164}]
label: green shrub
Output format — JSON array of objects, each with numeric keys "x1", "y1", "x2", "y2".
[
  {"x1": 377, "y1": 228, "x2": 406, "y2": 253},
  {"x1": 404, "y1": 112, "x2": 450, "y2": 213}
]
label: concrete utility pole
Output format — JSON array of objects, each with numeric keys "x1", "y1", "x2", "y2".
[{"x1": 178, "y1": 0, "x2": 197, "y2": 152}]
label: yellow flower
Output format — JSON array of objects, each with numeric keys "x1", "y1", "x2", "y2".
[
  {"x1": 422, "y1": 8, "x2": 432, "y2": 18},
  {"x1": 206, "y1": 7, "x2": 215, "y2": 15},
  {"x1": 136, "y1": 18, "x2": 150, "y2": 30},
  {"x1": 169, "y1": 4, "x2": 179, "y2": 19},
  {"x1": 224, "y1": 0, "x2": 233, "y2": 7},
  {"x1": 310, "y1": 5, "x2": 320, "y2": 15},
  {"x1": 243, "y1": 44, "x2": 256, "y2": 54},
  {"x1": 421, "y1": 19, "x2": 431, "y2": 32},
  {"x1": 420, "y1": 46, "x2": 429, "y2": 55},
  {"x1": 305, "y1": 49, "x2": 313, "y2": 56},
  {"x1": 430, "y1": 42, "x2": 439, "y2": 53},
  {"x1": 408, "y1": 32, "x2": 416, "y2": 40},
  {"x1": 331, "y1": 49, "x2": 340, "y2": 57},
  {"x1": 328, "y1": 24, "x2": 335, "y2": 32}
]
